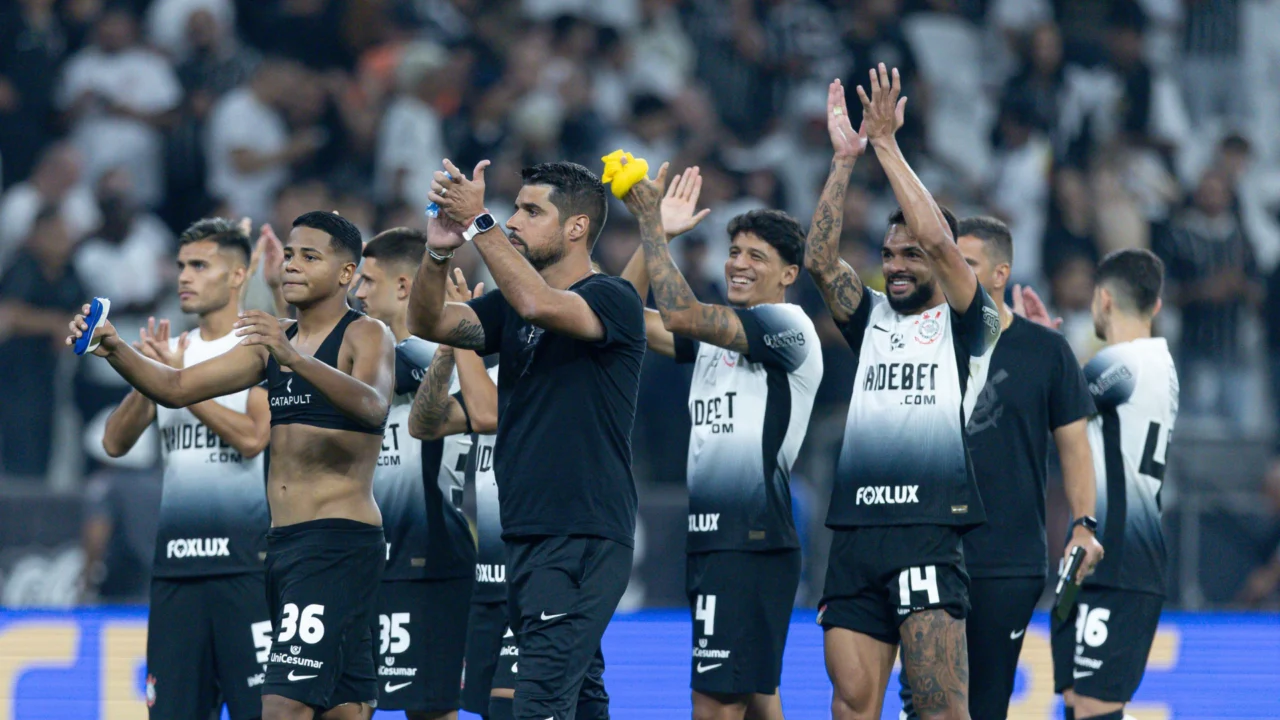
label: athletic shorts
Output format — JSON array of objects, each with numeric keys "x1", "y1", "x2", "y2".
[
  {"x1": 462, "y1": 599, "x2": 511, "y2": 715},
  {"x1": 818, "y1": 525, "x2": 969, "y2": 645},
  {"x1": 1051, "y1": 586, "x2": 1164, "y2": 702},
  {"x1": 145, "y1": 573, "x2": 271, "y2": 720},
  {"x1": 686, "y1": 549, "x2": 801, "y2": 695},
  {"x1": 491, "y1": 621, "x2": 519, "y2": 692},
  {"x1": 506, "y1": 535, "x2": 632, "y2": 720},
  {"x1": 374, "y1": 577, "x2": 472, "y2": 712},
  {"x1": 262, "y1": 519, "x2": 385, "y2": 711},
  {"x1": 899, "y1": 575, "x2": 1044, "y2": 720}
]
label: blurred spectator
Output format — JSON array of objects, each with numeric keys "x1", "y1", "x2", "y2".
[
  {"x1": 56, "y1": 7, "x2": 182, "y2": 209},
  {"x1": 1001, "y1": 23, "x2": 1064, "y2": 141},
  {"x1": 1181, "y1": 0, "x2": 1244, "y2": 127},
  {"x1": 237, "y1": 0, "x2": 353, "y2": 71},
  {"x1": 0, "y1": 143, "x2": 100, "y2": 271},
  {"x1": 0, "y1": 206, "x2": 85, "y2": 480},
  {"x1": 375, "y1": 41, "x2": 451, "y2": 209},
  {"x1": 206, "y1": 59, "x2": 321, "y2": 223},
  {"x1": 1156, "y1": 167, "x2": 1261, "y2": 425},
  {"x1": 1236, "y1": 459, "x2": 1280, "y2": 607},
  {"x1": 0, "y1": 0, "x2": 69, "y2": 188},
  {"x1": 145, "y1": 0, "x2": 234, "y2": 60},
  {"x1": 630, "y1": 0, "x2": 696, "y2": 99},
  {"x1": 1048, "y1": 251, "x2": 1102, "y2": 361},
  {"x1": 986, "y1": 93, "x2": 1052, "y2": 285}
]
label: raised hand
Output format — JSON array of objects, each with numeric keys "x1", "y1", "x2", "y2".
[
  {"x1": 66, "y1": 303, "x2": 118, "y2": 357},
  {"x1": 233, "y1": 310, "x2": 299, "y2": 366},
  {"x1": 445, "y1": 267, "x2": 485, "y2": 303},
  {"x1": 621, "y1": 161, "x2": 670, "y2": 222},
  {"x1": 138, "y1": 317, "x2": 190, "y2": 369},
  {"x1": 855, "y1": 63, "x2": 907, "y2": 142},
  {"x1": 428, "y1": 159, "x2": 490, "y2": 228},
  {"x1": 828, "y1": 79, "x2": 867, "y2": 160},
  {"x1": 1012, "y1": 284, "x2": 1063, "y2": 330},
  {"x1": 426, "y1": 211, "x2": 469, "y2": 254},
  {"x1": 661, "y1": 166, "x2": 711, "y2": 239}
]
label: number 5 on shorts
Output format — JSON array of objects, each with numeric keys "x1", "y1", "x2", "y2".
[
  {"x1": 277, "y1": 603, "x2": 326, "y2": 644},
  {"x1": 251, "y1": 621, "x2": 274, "y2": 664},
  {"x1": 898, "y1": 566, "x2": 940, "y2": 606}
]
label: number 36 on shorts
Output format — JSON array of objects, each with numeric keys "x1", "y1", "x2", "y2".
[{"x1": 276, "y1": 603, "x2": 326, "y2": 644}]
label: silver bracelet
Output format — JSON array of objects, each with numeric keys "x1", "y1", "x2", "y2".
[{"x1": 428, "y1": 248, "x2": 455, "y2": 263}]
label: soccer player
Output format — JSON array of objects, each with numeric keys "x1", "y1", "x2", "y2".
[
  {"x1": 100, "y1": 218, "x2": 272, "y2": 720},
  {"x1": 897, "y1": 216, "x2": 1104, "y2": 720},
  {"x1": 354, "y1": 229, "x2": 495, "y2": 719},
  {"x1": 804, "y1": 68, "x2": 998, "y2": 720},
  {"x1": 408, "y1": 159, "x2": 645, "y2": 720},
  {"x1": 68, "y1": 211, "x2": 396, "y2": 720},
  {"x1": 619, "y1": 166, "x2": 822, "y2": 720},
  {"x1": 1047, "y1": 249, "x2": 1177, "y2": 720}
]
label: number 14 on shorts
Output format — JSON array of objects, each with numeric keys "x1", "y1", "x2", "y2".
[{"x1": 898, "y1": 566, "x2": 940, "y2": 609}]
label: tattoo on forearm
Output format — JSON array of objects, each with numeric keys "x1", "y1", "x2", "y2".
[
  {"x1": 445, "y1": 318, "x2": 486, "y2": 351},
  {"x1": 410, "y1": 351, "x2": 456, "y2": 435},
  {"x1": 900, "y1": 609, "x2": 969, "y2": 716},
  {"x1": 807, "y1": 163, "x2": 864, "y2": 317},
  {"x1": 639, "y1": 213, "x2": 748, "y2": 352}
]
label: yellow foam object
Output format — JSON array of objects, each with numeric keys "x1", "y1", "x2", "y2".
[{"x1": 601, "y1": 149, "x2": 649, "y2": 199}]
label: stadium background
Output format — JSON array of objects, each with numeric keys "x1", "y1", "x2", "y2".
[{"x1": 1, "y1": 0, "x2": 1279, "y2": 717}]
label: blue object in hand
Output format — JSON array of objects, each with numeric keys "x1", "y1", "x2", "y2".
[
  {"x1": 425, "y1": 171, "x2": 453, "y2": 218},
  {"x1": 73, "y1": 297, "x2": 112, "y2": 356}
]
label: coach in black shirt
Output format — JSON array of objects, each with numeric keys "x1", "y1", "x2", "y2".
[
  {"x1": 900, "y1": 217, "x2": 1103, "y2": 720},
  {"x1": 408, "y1": 158, "x2": 645, "y2": 720}
]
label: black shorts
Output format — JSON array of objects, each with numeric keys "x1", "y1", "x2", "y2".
[
  {"x1": 263, "y1": 519, "x2": 385, "y2": 711},
  {"x1": 146, "y1": 573, "x2": 271, "y2": 720},
  {"x1": 1051, "y1": 586, "x2": 1164, "y2": 702},
  {"x1": 374, "y1": 577, "x2": 472, "y2": 711},
  {"x1": 818, "y1": 525, "x2": 969, "y2": 644},
  {"x1": 899, "y1": 575, "x2": 1043, "y2": 720},
  {"x1": 686, "y1": 549, "x2": 801, "y2": 695},
  {"x1": 491, "y1": 619, "x2": 519, "y2": 692},
  {"x1": 507, "y1": 535, "x2": 632, "y2": 720},
  {"x1": 462, "y1": 599, "x2": 511, "y2": 715}
]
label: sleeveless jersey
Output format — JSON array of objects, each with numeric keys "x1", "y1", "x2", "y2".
[
  {"x1": 1082, "y1": 337, "x2": 1178, "y2": 595},
  {"x1": 471, "y1": 367, "x2": 503, "y2": 602},
  {"x1": 153, "y1": 329, "x2": 269, "y2": 577},
  {"x1": 265, "y1": 308, "x2": 384, "y2": 434},
  {"x1": 374, "y1": 337, "x2": 475, "y2": 581},
  {"x1": 675, "y1": 303, "x2": 822, "y2": 553},
  {"x1": 826, "y1": 287, "x2": 999, "y2": 528}
]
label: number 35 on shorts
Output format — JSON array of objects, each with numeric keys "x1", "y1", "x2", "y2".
[
  {"x1": 379, "y1": 613, "x2": 410, "y2": 655},
  {"x1": 277, "y1": 603, "x2": 326, "y2": 644}
]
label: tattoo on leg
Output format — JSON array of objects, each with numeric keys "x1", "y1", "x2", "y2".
[
  {"x1": 900, "y1": 610, "x2": 968, "y2": 717},
  {"x1": 445, "y1": 318, "x2": 486, "y2": 350}
]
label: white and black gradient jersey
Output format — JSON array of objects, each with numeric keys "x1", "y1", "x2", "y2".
[
  {"x1": 373, "y1": 337, "x2": 475, "y2": 582},
  {"x1": 827, "y1": 286, "x2": 999, "y2": 528},
  {"x1": 673, "y1": 303, "x2": 823, "y2": 553},
  {"x1": 153, "y1": 329, "x2": 268, "y2": 577},
  {"x1": 1083, "y1": 337, "x2": 1179, "y2": 596},
  {"x1": 472, "y1": 366, "x2": 503, "y2": 603}
]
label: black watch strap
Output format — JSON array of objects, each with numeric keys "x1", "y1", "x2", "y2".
[{"x1": 1072, "y1": 515, "x2": 1098, "y2": 533}]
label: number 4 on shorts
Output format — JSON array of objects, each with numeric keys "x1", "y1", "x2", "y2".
[
  {"x1": 898, "y1": 566, "x2": 940, "y2": 606},
  {"x1": 695, "y1": 595, "x2": 716, "y2": 636}
]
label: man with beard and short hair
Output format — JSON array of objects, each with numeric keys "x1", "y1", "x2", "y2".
[
  {"x1": 408, "y1": 158, "x2": 645, "y2": 720},
  {"x1": 100, "y1": 217, "x2": 272, "y2": 720},
  {"x1": 898, "y1": 216, "x2": 1104, "y2": 720},
  {"x1": 803, "y1": 69, "x2": 998, "y2": 720}
]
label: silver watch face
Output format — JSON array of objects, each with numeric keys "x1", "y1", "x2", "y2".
[{"x1": 474, "y1": 213, "x2": 496, "y2": 231}]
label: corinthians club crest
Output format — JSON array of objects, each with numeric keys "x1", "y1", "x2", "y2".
[{"x1": 914, "y1": 310, "x2": 943, "y2": 345}]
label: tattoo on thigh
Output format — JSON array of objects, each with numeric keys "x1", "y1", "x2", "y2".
[{"x1": 900, "y1": 609, "x2": 968, "y2": 716}]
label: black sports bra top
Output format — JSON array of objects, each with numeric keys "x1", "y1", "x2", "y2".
[{"x1": 265, "y1": 309, "x2": 384, "y2": 435}]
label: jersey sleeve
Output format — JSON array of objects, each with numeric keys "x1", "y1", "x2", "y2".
[
  {"x1": 466, "y1": 288, "x2": 508, "y2": 357},
  {"x1": 574, "y1": 275, "x2": 647, "y2": 350},
  {"x1": 1048, "y1": 331, "x2": 1097, "y2": 428},
  {"x1": 952, "y1": 284, "x2": 1000, "y2": 358},
  {"x1": 735, "y1": 304, "x2": 815, "y2": 373},
  {"x1": 394, "y1": 339, "x2": 435, "y2": 396},
  {"x1": 1082, "y1": 346, "x2": 1137, "y2": 411},
  {"x1": 836, "y1": 290, "x2": 878, "y2": 356},
  {"x1": 673, "y1": 334, "x2": 699, "y2": 364}
]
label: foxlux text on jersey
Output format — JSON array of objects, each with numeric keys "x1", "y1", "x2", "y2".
[
  {"x1": 692, "y1": 392, "x2": 736, "y2": 434},
  {"x1": 854, "y1": 485, "x2": 920, "y2": 506},
  {"x1": 863, "y1": 362, "x2": 939, "y2": 405},
  {"x1": 166, "y1": 537, "x2": 231, "y2": 558}
]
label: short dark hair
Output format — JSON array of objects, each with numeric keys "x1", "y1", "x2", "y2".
[
  {"x1": 363, "y1": 227, "x2": 427, "y2": 268},
  {"x1": 957, "y1": 216, "x2": 1013, "y2": 265},
  {"x1": 887, "y1": 205, "x2": 960, "y2": 246},
  {"x1": 726, "y1": 209, "x2": 805, "y2": 267},
  {"x1": 179, "y1": 217, "x2": 252, "y2": 264},
  {"x1": 292, "y1": 211, "x2": 363, "y2": 262},
  {"x1": 1096, "y1": 248, "x2": 1164, "y2": 314},
  {"x1": 521, "y1": 162, "x2": 609, "y2": 248}
]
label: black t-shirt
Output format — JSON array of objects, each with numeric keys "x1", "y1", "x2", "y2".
[
  {"x1": 467, "y1": 274, "x2": 646, "y2": 546},
  {"x1": 961, "y1": 316, "x2": 1096, "y2": 578}
]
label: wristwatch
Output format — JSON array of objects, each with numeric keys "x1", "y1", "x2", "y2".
[
  {"x1": 1071, "y1": 516, "x2": 1098, "y2": 534},
  {"x1": 463, "y1": 212, "x2": 497, "y2": 242}
]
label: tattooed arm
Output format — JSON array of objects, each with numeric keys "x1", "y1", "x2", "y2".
[
  {"x1": 406, "y1": 215, "x2": 488, "y2": 351},
  {"x1": 622, "y1": 164, "x2": 747, "y2": 352},
  {"x1": 804, "y1": 79, "x2": 868, "y2": 325},
  {"x1": 407, "y1": 346, "x2": 470, "y2": 441}
]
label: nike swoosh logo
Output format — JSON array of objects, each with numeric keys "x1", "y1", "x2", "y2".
[
  {"x1": 696, "y1": 663, "x2": 722, "y2": 673},
  {"x1": 540, "y1": 611, "x2": 567, "y2": 621},
  {"x1": 872, "y1": 324, "x2": 890, "y2": 333},
  {"x1": 384, "y1": 681, "x2": 412, "y2": 693},
  {"x1": 287, "y1": 670, "x2": 317, "y2": 681},
  {"x1": 1010, "y1": 628, "x2": 1026, "y2": 640},
  {"x1": 1073, "y1": 669, "x2": 1094, "y2": 679}
]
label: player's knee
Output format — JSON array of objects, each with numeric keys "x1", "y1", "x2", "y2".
[
  {"x1": 692, "y1": 690, "x2": 748, "y2": 720},
  {"x1": 262, "y1": 694, "x2": 314, "y2": 720},
  {"x1": 830, "y1": 688, "x2": 875, "y2": 720}
]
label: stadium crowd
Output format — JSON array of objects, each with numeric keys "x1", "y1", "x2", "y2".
[{"x1": 2, "y1": 0, "x2": 1280, "y2": 610}]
